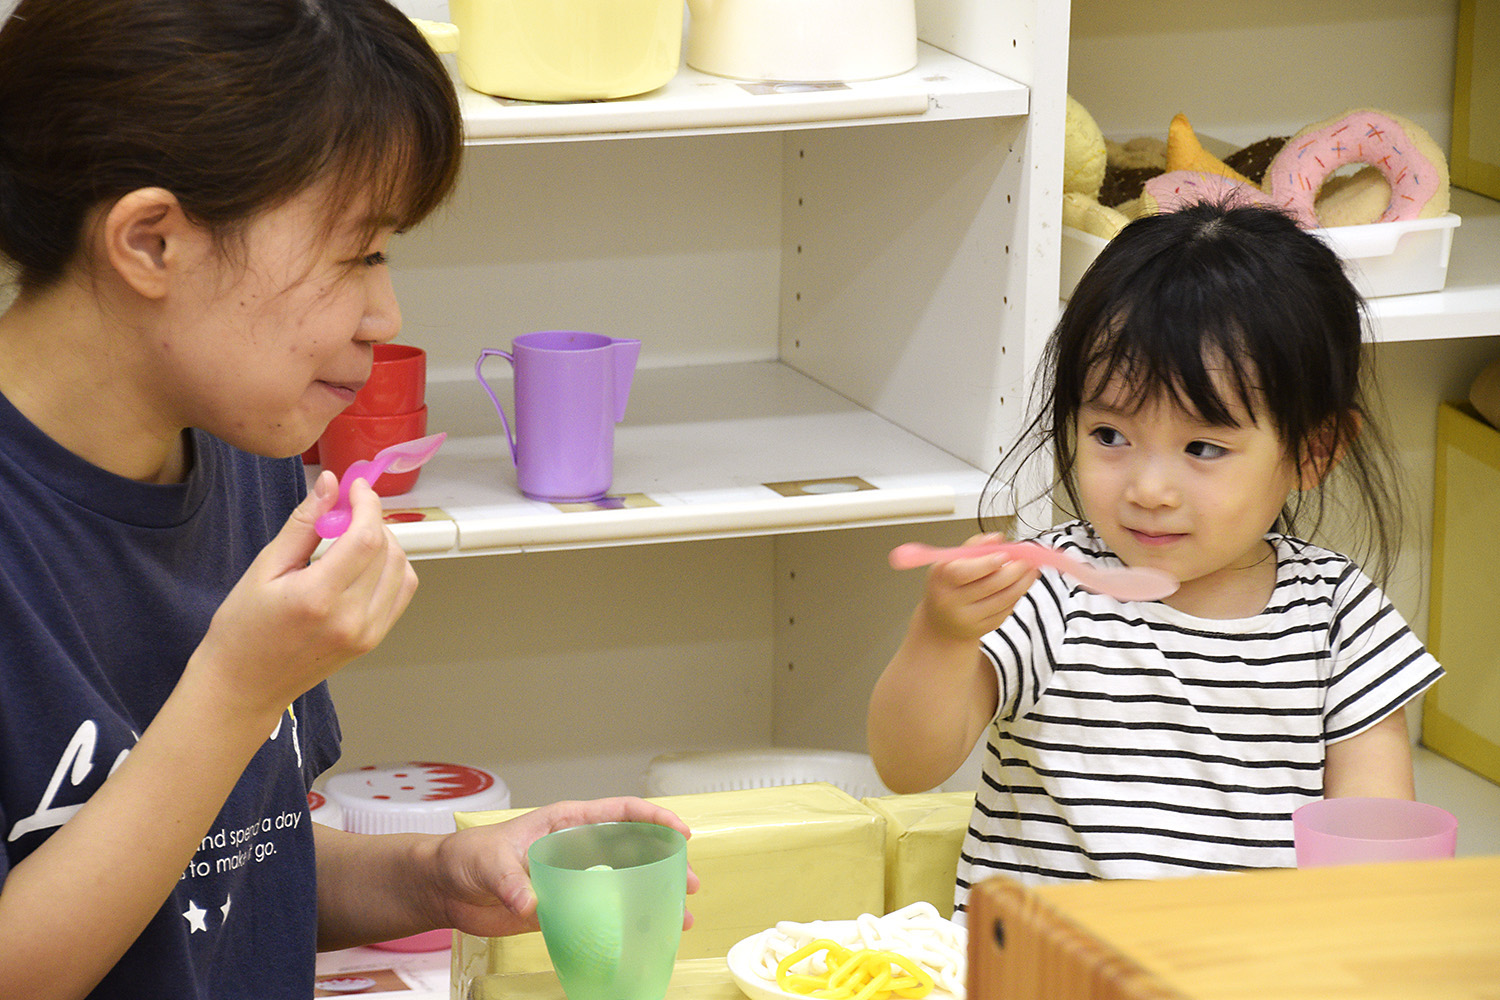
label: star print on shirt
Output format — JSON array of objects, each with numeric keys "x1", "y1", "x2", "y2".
[
  {"x1": 183, "y1": 900, "x2": 208, "y2": 934},
  {"x1": 183, "y1": 896, "x2": 233, "y2": 934}
]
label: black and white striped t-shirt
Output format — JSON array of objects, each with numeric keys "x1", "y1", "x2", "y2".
[{"x1": 956, "y1": 522, "x2": 1443, "y2": 910}]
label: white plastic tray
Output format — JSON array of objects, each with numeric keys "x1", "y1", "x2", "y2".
[
  {"x1": 1061, "y1": 212, "x2": 1461, "y2": 301},
  {"x1": 645, "y1": 749, "x2": 893, "y2": 799}
]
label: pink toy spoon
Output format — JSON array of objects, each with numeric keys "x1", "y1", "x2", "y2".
[
  {"x1": 888, "y1": 540, "x2": 1179, "y2": 603},
  {"x1": 314, "y1": 432, "x2": 447, "y2": 540}
]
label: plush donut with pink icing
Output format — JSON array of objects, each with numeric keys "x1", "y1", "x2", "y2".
[
  {"x1": 1140, "y1": 169, "x2": 1279, "y2": 216},
  {"x1": 1265, "y1": 108, "x2": 1449, "y2": 227}
]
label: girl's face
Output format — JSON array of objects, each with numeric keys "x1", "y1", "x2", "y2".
[
  {"x1": 157, "y1": 180, "x2": 402, "y2": 459},
  {"x1": 1074, "y1": 370, "x2": 1303, "y2": 618}
]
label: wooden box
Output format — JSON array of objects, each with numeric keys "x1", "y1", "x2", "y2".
[{"x1": 967, "y1": 857, "x2": 1500, "y2": 999}]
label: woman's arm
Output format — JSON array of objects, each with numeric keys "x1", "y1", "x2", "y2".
[
  {"x1": 0, "y1": 478, "x2": 414, "y2": 1000},
  {"x1": 314, "y1": 798, "x2": 699, "y2": 951},
  {"x1": 1323, "y1": 705, "x2": 1415, "y2": 798}
]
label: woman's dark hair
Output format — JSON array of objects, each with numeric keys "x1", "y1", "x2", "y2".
[
  {"x1": 0, "y1": 0, "x2": 463, "y2": 292},
  {"x1": 991, "y1": 201, "x2": 1404, "y2": 582}
]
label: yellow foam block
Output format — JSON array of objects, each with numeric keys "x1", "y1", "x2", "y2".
[
  {"x1": 465, "y1": 957, "x2": 741, "y2": 1000},
  {"x1": 451, "y1": 783, "x2": 886, "y2": 985},
  {"x1": 862, "y1": 792, "x2": 973, "y2": 918},
  {"x1": 1423, "y1": 401, "x2": 1500, "y2": 785}
]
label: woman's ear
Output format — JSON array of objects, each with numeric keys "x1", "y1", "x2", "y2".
[
  {"x1": 1298, "y1": 412, "x2": 1360, "y2": 489},
  {"x1": 99, "y1": 187, "x2": 196, "y2": 299}
]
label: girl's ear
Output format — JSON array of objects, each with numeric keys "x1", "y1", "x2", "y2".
[
  {"x1": 1298, "y1": 412, "x2": 1360, "y2": 489},
  {"x1": 100, "y1": 187, "x2": 198, "y2": 300}
]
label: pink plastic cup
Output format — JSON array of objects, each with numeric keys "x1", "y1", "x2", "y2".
[
  {"x1": 347, "y1": 343, "x2": 426, "y2": 416},
  {"x1": 317, "y1": 406, "x2": 428, "y2": 497},
  {"x1": 1293, "y1": 797, "x2": 1457, "y2": 867}
]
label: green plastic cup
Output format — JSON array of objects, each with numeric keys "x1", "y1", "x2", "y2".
[{"x1": 528, "y1": 822, "x2": 688, "y2": 1000}]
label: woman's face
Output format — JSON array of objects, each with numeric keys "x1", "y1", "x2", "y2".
[{"x1": 155, "y1": 180, "x2": 402, "y2": 459}]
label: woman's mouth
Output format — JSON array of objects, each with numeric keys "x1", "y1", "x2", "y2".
[{"x1": 319, "y1": 380, "x2": 361, "y2": 405}]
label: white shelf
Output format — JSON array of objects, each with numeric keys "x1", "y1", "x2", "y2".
[
  {"x1": 455, "y1": 41, "x2": 1029, "y2": 142},
  {"x1": 1367, "y1": 189, "x2": 1500, "y2": 343},
  {"x1": 336, "y1": 361, "x2": 991, "y2": 557}
]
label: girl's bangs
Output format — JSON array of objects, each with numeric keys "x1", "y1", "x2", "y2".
[{"x1": 1079, "y1": 300, "x2": 1262, "y2": 429}]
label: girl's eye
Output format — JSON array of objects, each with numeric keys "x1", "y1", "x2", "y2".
[
  {"x1": 1186, "y1": 440, "x2": 1228, "y2": 459},
  {"x1": 1089, "y1": 426, "x2": 1126, "y2": 447}
]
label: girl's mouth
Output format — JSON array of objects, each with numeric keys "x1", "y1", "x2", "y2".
[{"x1": 1129, "y1": 528, "x2": 1185, "y2": 547}]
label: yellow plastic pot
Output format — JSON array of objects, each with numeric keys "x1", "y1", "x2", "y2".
[{"x1": 414, "y1": 0, "x2": 683, "y2": 103}]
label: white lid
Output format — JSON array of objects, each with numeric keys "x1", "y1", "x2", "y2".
[
  {"x1": 325, "y1": 762, "x2": 511, "y2": 835},
  {"x1": 307, "y1": 790, "x2": 343, "y2": 828}
]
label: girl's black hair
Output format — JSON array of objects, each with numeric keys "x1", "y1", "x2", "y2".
[{"x1": 992, "y1": 201, "x2": 1403, "y2": 582}]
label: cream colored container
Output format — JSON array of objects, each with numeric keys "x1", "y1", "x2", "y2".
[
  {"x1": 685, "y1": 0, "x2": 917, "y2": 83},
  {"x1": 424, "y1": 0, "x2": 683, "y2": 102}
]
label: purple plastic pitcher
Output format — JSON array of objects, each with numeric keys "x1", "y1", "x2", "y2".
[{"x1": 475, "y1": 332, "x2": 642, "y2": 502}]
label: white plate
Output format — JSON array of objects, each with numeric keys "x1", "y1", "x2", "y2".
[
  {"x1": 317, "y1": 978, "x2": 377, "y2": 994},
  {"x1": 726, "y1": 923, "x2": 960, "y2": 1000}
]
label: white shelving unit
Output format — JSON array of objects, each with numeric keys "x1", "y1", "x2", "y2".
[
  {"x1": 326, "y1": 0, "x2": 1500, "y2": 819},
  {"x1": 360, "y1": 2, "x2": 1066, "y2": 562}
]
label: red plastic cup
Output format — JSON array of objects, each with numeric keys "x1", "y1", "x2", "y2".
[
  {"x1": 1293, "y1": 797, "x2": 1457, "y2": 867},
  {"x1": 317, "y1": 406, "x2": 428, "y2": 496},
  {"x1": 347, "y1": 343, "x2": 426, "y2": 416}
]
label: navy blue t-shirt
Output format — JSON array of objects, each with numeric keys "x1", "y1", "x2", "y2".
[{"x1": 0, "y1": 390, "x2": 342, "y2": 998}]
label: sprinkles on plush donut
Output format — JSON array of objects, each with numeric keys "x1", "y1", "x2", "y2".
[
  {"x1": 1267, "y1": 109, "x2": 1449, "y2": 227},
  {"x1": 1139, "y1": 170, "x2": 1278, "y2": 216}
]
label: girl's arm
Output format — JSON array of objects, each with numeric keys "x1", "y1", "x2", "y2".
[
  {"x1": 1323, "y1": 705, "x2": 1416, "y2": 798},
  {"x1": 313, "y1": 798, "x2": 700, "y2": 950},
  {"x1": 867, "y1": 540, "x2": 1037, "y2": 794},
  {"x1": 0, "y1": 477, "x2": 415, "y2": 1000}
]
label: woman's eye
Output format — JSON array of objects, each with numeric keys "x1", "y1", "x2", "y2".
[
  {"x1": 1186, "y1": 440, "x2": 1228, "y2": 459},
  {"x1": 363, "y1": 251, "x2": 389, "y2": 267}
]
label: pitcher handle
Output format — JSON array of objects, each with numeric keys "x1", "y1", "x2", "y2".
[{"x1": 474, "y1": 348, "x2": 520, "y2": 466}]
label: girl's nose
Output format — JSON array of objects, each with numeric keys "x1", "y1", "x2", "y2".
[{"x1": 1124, "y1": 458, "x2": 1181, "y2": 509}]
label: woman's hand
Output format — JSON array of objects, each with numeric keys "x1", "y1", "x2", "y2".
[
  {"x1": 187, "y1": 469, "x2": 418, "y2": 724},
  {"x1": 315, "y1": 798, "x2": 699, "y2": 950},
  {"x1": 426, "y1": 798, "x2": 699, "y2": 939}
]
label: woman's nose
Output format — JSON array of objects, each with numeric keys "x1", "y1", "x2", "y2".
[{"x1": 359, "y1": 268, "x2": 402, "y2": 345}]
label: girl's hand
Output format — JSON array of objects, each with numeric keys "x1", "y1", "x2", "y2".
[
  {"x1": 917, "y1": 533, "x2": 1038, "y2": 643},
  {"x1": 186, "y1": 469, "x2": 418, "y2": 722},
  {"x1": 421, "y1": 798, "x2": 700, "y2": 939}
]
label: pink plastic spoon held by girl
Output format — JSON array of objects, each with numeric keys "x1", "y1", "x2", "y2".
[{"x1": 888, "y1": 540, "x2": 1179, "y2": 603}]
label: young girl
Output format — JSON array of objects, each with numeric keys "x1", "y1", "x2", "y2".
[
  {"x1": 867, "y1": 202, "x2": 1443, "y2": 911},
  {"x1": 0, "y1": 3, "x2": 691, "y2": 998}
]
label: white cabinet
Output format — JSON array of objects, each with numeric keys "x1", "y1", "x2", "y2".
[
  {"x1": 334, "y1": 1, "x2": 1069, "y2": 802},
  {"x1": 328, "y1": 0, "x2": 1500, "y2": 804}
]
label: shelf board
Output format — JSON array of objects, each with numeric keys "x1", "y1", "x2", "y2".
[
  {"x1": 455, "y1": 42, "x2": 1029, "y2": 142},
  {"x1": 330, "y1": 361, "x2": 991, "y2": 557},
  {"x1": 1367, "y1": 189, "x2": 1500, "y2": 343}
]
